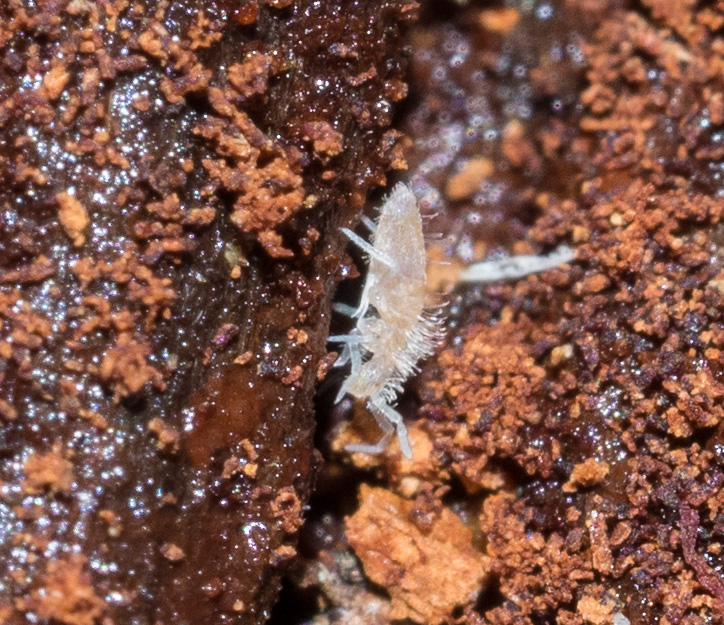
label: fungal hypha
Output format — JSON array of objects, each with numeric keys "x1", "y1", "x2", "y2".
[
  {"x1": 331, "y1": 183, "x2": 575, "y2": 458},
  {"x1": 459, "y1": 244, "x2": 574, "y2": 283}
]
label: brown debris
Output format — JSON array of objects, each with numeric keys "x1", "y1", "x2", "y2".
[
  {"x1": 56, "y1": 192, "x2": 90, "y2": 247},
  {"x1": 234, "y1": 350, "x2": 254, "y2": 366},
  {"x1": 161, "y1": 542, "x2": 186, "y2": 562},
  {"x1": 303, "y1": 121, "x2": 344, "y2": 164},
  {"x1": 147, "y1": 417, "x2": 180, "y2": 454},
  {"x1": 281, "y1": 364, "x2": 303, "y2": 386},
  {"x1": 22, "y1": 448, "x2": 74, "y2": 495},
  {"x1": 198, "y1": 89, "x2": 306, "y2": 257},
  {"x1": 211, "y1": 323, "x2": 240, "y2": 348},
  {"x1": 99, "y1": 332, "x2": 164, "y2": 400},
  {"x1": 0, "y1": 399, "x2": 18, "y2": 421},
  {"x1": 41, "y1": 66, "x2": 71, "y2": 101},
  {"x1": 562, "y1": 458, "x2": 611, "y2": 493},
  {"x1": 228, "y1": 53, "x2": 279, "y2": 99},
  {"x1": 445, "y1": 156, "x2": 493, "y2": 201},
  {"x1": 19, "y1": 555, "x2": 105, "y2": 625},
  {"x1": 0, "y1": 256, "x2": 55, "y2": 284},
  {"x1": 477, "y1": 7, "x2": 520, "y2": 34},
  {"x1": 98, "y1": 510, "x2": 122, "y2": 537},
  {"x1": 271, "y1": 487, "x2": 305, "y2": 535},
  {"x1": 577, "y1": 594, "x2": 615, "y2": 625},
  {"x1": 679, "y1": 503, "x2": 724, "y2": 609},
  {"x1": 347, "y1": 485, "x2": 488, "y2": 624},
  {"x1": 138, "y1": 27, "x2": 169, "y2": 62},
  {"x1": 221, "y1": 440, "x2": 259, "y2": 481}
]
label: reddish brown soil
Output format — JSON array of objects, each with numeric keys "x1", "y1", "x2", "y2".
[{"x1": 293, "y1": 2, "x2": 724, "y2": 624}]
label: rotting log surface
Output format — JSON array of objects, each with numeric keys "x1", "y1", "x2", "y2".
[{"x1": 0, "y1": 1, "x2": 411, "y2": 623}]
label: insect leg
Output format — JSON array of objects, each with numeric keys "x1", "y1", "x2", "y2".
[
  {"x1": 334, "y1": 340, "x2": 363, "y2": 403},
  {"x1": 370, "y1": 396, "x2": 413, "y2": 458},
  {"x1": 345, "y1": 402, "x2": 394, "y2": 456},
  {"x1": 349, "y1": 340, "x2": 362, "y2": 375},
  {"x1": 341, "y1": 227, "x2": 396, "y2": 268},
  {"x1": 352, "y1": 273, "x2": 376, "y2": 319},
  {"x1": 328, "y1": 334, "x2": 365, "y2": 344},
  {"x1": 360, "y1": 215, "x2": 377, "y2": 233},
  {"x1": 335, "y1": 351, "x2": 363, "y2": 404},
  {"x1": 330, "y1": 330, "x2": 364, "y2": 400},
  {"x1": 332, "y1": 302, "x2": 358, "y2": 317},
  {"x1": 334, "y1": 343, "x2": 351, "y2": 367}
]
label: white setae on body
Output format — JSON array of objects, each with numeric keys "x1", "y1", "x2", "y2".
[
  {"x1": 330, "y1": 182, "x2": 574, "y2": 458},
  {"x1": 330, "y1": 183, "x2": 445, "y2": 458}
]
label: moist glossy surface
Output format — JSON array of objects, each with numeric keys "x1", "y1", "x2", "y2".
[{"x1": 0, "y1": 1, "x2": 411, "y2": 623}]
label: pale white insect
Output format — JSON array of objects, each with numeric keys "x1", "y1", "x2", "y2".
[
  {"x1": 330, "y1": 183, "x2": 575, "y2": 459},
  {"x1": 330, "y1": 182, "x2": 446, "y2": 459}
]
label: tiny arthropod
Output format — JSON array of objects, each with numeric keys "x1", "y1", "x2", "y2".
[
  {"x1": 330, "y1": 183, "x2": 445, "y2": 458},
  {"x1": 331, "y1": 183, "x2": 575, "y2": 458}
]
